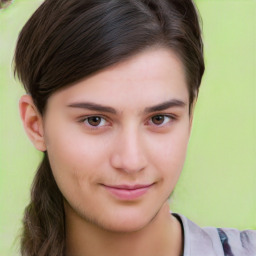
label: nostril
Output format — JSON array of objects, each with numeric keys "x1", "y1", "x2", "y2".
[
  {"x1": 110, "y1": 130, "x2": 147, "y2": 173},
  {"x1": 110, "y1": 151, "x2": 146, "y2": 174}
]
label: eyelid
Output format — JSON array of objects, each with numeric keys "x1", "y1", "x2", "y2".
[
  {"x1": 146, "y1": 113, "x2": 177, "y2": 127},
  {"x1": 78, "y1": 113, "x2": 108, "y2": 121},
  {"x1": 78, "y1": 115, "x2": 111, "y2": 128},
  {"x1": 77, "y1": 113, "x2": 178, "y2": 129}
]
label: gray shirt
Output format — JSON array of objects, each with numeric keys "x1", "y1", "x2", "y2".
[{"x1": 174, "y1": 214, "x2": 256, "y2": 256}]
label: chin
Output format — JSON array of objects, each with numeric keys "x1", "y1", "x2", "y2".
[
  {"x1": 103, "y1": 218, "x2": 149, "y2": 233},
  {"x1": 98, "y1": 208, "x2": 156, "y2": 233}
]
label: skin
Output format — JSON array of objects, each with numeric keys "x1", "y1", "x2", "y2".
[{"x1": 20, "y1": 47, "x2": 193, "y2": 256}]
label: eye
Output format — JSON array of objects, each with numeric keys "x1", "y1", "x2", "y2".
[
  {"x1": 83, "y1": 116, "x2": 108, "y2": 127},
  {"x1": 149, "y1": 115, "x2": 172, "y2": 126}
]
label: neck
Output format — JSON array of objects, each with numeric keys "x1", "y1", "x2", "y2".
[{"x1": 65, "y1": 202, "x2": 183, "y2": 256}]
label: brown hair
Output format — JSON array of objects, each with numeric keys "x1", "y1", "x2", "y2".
[
  {"x1": 14, "y1": 0, "x2": 204, "y2": 255},
  {"x1": 0, "y1": 0, "x2": 12, "y2": 9}
]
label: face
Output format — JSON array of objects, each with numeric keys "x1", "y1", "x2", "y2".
[{"x1": 42, "y1": 47, "x2": 191, "y2": 232}]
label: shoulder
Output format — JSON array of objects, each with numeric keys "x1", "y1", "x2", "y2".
[
  {"x1": 217, "y1": 227, "x2": 256, "y2": 256},
  {"x1": 173, "y1": 213, "x2": 256, "y2": 256}
]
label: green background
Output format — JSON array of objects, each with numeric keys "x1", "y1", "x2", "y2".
[{"x1": 0, "y1": 0, "x2": 255, "y2": 255}]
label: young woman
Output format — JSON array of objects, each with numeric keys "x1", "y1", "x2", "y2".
[{"x1": 14, "y1": 0, "x2": 256, "y2": 255}]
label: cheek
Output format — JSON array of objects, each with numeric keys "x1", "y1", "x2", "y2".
[
  {"x1": 45, "y1": 127, "x2": 109, "y2": 197},
  {"x1": 148, "y1": 126, "x2": 190, "y2": 180},
  {"x1": 166, "y1": 133, "x2": 189, "y2": 165}
]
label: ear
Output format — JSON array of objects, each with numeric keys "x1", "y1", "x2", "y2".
[{"x1": 19, "y1": 94, "x2": 46, "y2": 151}]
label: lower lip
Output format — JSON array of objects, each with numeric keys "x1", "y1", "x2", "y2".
[{"x1": 103, "y1": 185, "x2": 153, "y2": 201}]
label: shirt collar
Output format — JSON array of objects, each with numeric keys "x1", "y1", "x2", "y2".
[{"x1": 172, "y1": 213, "x2": 220, "y2": 256}]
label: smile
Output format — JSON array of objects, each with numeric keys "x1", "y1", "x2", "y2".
[{"x1": 102, "y1": 183, "x2": 154, "y2": 201}]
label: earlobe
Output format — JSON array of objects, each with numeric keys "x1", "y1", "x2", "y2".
[{"x1": 19, "y1": 95, "x2": 46, "y2": 152}]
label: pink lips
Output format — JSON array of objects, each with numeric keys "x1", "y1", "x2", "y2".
[{"x1": 102, "y1": 184, "x2": 154, "y2": 201}]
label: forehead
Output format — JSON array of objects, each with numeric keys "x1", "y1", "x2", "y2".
[{"x1": 47, "y1": 47, "x2": 189, "y2": 110}]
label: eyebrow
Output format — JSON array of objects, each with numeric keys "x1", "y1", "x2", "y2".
[
  {"x1": 67, "y1": 99, "x2": 186, "y2": 114},
  {"x1": 67, "y1": 102, "x2": 117, "y2": 114},
  {"x1": 144, "y1": 99, "x2": 186, "y2": 113}
]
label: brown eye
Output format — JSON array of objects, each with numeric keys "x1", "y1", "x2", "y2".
[
  {"x1": 150, "y1": 115, "x2": 171, "y2": 126},
  {"x1": 85, "y1": 116, "x2": 105, "y2": 127},
  {"x1": 151, "y1": 115, "x2": 165, "y2": 125}
]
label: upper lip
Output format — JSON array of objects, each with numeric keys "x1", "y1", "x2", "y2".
[{"x1": 102, "y1": 183, "x2": 154, "y2": 190}]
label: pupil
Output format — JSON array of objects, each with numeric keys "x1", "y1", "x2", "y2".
[
  {"x1": 88, "y1": 116, "x2": 101, "y2": 126},
  {"x1": 152, "y1": 115, "x2": 164, "y2": 125}
]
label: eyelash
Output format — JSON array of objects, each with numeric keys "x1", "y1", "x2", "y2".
[
  {"x1": 79, "y1": 115, "x2": 110, "y2": 129},
  {"x1": 146, "y1": 114, "x2": 176, "y2": 127},
  {"x1": 79, "y1": 114, "x2": 177, "y2": 129}
]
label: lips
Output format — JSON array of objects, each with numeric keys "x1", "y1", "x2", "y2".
[{"x1": 102, "y1": 183, "x2": 154, "y2": 200}]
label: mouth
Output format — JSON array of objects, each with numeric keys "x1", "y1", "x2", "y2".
[{"x1": 101, "y1": 183, "x2": 154, "y2": 201}]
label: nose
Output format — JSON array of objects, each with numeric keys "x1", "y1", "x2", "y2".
[{"x1": 110, "y1": 127, "x2": 147, "y2": 174}]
